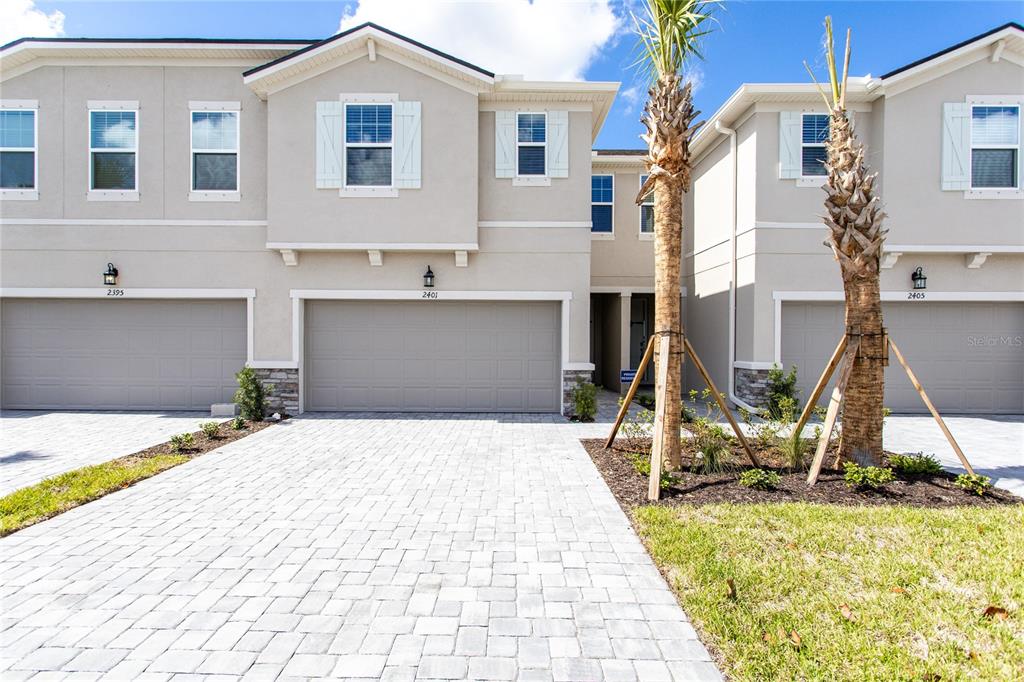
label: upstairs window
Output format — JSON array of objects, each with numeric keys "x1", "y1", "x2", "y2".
[
  {"x1": 801, "y1": 113, "x2": 829, "y2": 177},
  {"x1": 90, "y1": 110, "x2": 137, "y2": 190},
  {"x1": 640, "y1": 174, "x2": 654, "y2": 234},
  {"x1": 345, "y1": 103, "x2": 392, "y2": 187},
  {"x1": 591, "y1": 175, "x2": 613, "y2": 233},
  {"x1": 971, "y1": 105, "x2": 1019, "y2": 189},
  {"x1": 0, "y1": 109, "x2": 36, "y2": 189},
  {"x1": 517, "y1": 112, "x2": 546, "y2": 176},
  {"x1": 191, "y1": 111, "x2": 238, "y2": 191}
]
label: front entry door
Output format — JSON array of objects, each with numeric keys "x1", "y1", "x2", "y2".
[{"x1": 630, "y1": 296, "x2": 653, "y2": 384}]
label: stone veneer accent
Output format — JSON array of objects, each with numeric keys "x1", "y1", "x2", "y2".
[
  {"x1": 251, "y1": 367, "x2": 299, "y2": 416},
  {"x1": 562, "y1": 369, "x2": 594, "y2": 415},
  {"x1": 734, "y1": 367, "x2": 771, "y2": 408}
]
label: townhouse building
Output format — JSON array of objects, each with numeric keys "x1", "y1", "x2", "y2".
[{"x1": 1, "y1": 22, "x2": 1021, "y2": 416}]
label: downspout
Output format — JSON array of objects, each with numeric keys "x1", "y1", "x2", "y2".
[{"x1": 715, "y1": 120, "x2": 760, "y2": 414}]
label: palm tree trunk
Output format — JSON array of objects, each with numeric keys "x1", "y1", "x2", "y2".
[
  {"x1": 653, "y1": 174, "x2": 683, "y2": 470},
  {"x1": 840, "y1": 276, "x2": 884, "y2": 463}
]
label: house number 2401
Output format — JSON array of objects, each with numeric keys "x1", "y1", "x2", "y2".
[
  {"x1": 422, "y1": 291, "x2": 438, "y2": 299},
  {"x1": 106, "y1": 289, "x2": 125, "y2": 297}
]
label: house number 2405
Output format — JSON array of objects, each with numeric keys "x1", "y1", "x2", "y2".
[
  {"x1": 422, "y1": 291, "x2": 438, "y2": 299},
  {"x1": 106, "y1": 289, "x2": 125, "y2": 297}
]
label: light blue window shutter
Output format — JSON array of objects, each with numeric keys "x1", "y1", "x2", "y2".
[
  {"x1": 315, "y1": 101, "x2": 343, "y2": 188},
  {"x1": 495, "y1": 110, "x2": 515, "y2": 178},
  {"x1": 548, "y1": 110, "x2": 569, "y2": 178},
  {"x1": 941, "y1": 102, "x2": 970, "y2": 191},
  {"x1": 779, "y1": 111, "x2": 801, "y2": 179},
  {"x1": 394, "y1": 100, "x2": 421, "y2": 189}
]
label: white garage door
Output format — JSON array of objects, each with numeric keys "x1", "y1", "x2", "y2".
[
  {"x1": 306, "y1": 300, "x2": 560, "y2": 412},
  {"x1": 1, "y1": 299, "x2": 246, "y2": 410},
  {"x1": 782, "y1": 301, "x2": 1023, "y2": 414}
]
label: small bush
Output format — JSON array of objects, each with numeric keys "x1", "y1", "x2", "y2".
[
  {"x1": 625, "y1": 451, "x2": 679, "y2": 491},
  {"x1": 888, "y1": 452, "x2": 943, "y2": 477},
  {"x1": 766, "y1": 365, "x2": 800, "y2": 420},
  {"x1": 621, "y1": 407, "x2": 654, "y2": 453},
  {"x1": 843, "y1": 462, "x2": 895, "y2": 491},
  {"x1": 169, "y1": 432, "x2": 196, "y2": 453},
  {"x1": 636, "y1": 393, "x2": 655, "y2": 410},
  {"x1": 571, "y1": 381, "x2": 597, "y2": 422},
  {"x1": 234, "y1": 366, "x2": 268, "y2": 421},
  {"x1": 230, "y1": 416, "x2": 246, "y2": 430},
  {"x1": 691, "y1": 418, "x2": 733, "y2": 475},
  {"x1": 779, "y1": 430, "x2": 809, "y2": 471},
  {"x1": 200, "y1": 421, "x2": 219, "y2": 438},
  {"x1": 955, "y1": 473, "x2": 992, "y2": 496},
  {"x1": 739, "y1": 468, "x2": 781, "y2": 491}
]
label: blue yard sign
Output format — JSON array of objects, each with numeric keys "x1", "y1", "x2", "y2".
[{"x1": 620, "y1": 369, "x2": 637, "y2": 384}]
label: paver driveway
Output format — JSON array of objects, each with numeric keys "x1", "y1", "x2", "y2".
[
  {"x1": 0, "y1": 414, "x2": 720, "y2": 681},
  {"x1": 1, "y1": 411, "x2": 215, "y2": 496}
]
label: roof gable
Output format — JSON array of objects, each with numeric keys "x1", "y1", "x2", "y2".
[{"x1": 243, "y1": 23, "x2": 495, "y2": 99}]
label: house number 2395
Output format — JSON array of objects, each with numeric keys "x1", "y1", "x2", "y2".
[
  {"x1": 106, "y1": 289, "x2": 125, "y2": 297},
  {"x1": 422, "y1": 291, "x2": 438, "y2": 299}
]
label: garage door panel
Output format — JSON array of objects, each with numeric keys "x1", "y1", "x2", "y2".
[
  {"x1": 307, "y1": 300, "x2": 560, "y2": 412},
  {"x1": 782, "y1": 301, "x2": 1023, "y2": 414},
  {"x1": 1, "y1": 299, "x2": 246, "y2": 410}
]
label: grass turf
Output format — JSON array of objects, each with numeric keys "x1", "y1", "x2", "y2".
[
  {"x1": 0, "y1": 454, "x2": 188, "y2": 536},
  {"x1": 633, "y1": 503, "x2": 1024, "y2": 681}
]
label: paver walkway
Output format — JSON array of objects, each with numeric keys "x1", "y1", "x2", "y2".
[
  {"x1": 0, "y1": 411, "x2": 216, "y2": 496},
  {"x1": 0, "y1": 414, "x2": 721, "y2": 681}
]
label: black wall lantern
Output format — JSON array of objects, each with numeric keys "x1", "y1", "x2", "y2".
[
  {"x1": 911, "y1": 266, "x2": 927, "y2": 290},
  {"x1": 423, "y1": 265, "x2": 435, "y2": 288},
  {"x1": 103, "y1": 262, "x2": 119, "y2": 286}
]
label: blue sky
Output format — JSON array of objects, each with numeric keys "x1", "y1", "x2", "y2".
[{"x1": 16, "y1": 1, "x2": 1024, "y2": 148}]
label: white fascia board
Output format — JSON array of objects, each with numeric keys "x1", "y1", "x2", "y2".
[
  {"x1": 881, "y1": 26, "x2": 1024, "y2": 88},
  {"x1": 290, "y1": 289, "x2": 572, "y2": 302},
  {"x1": 266, "y1": 242, "x2": 479, "y2": 252},
  {"x1": 772, "y1": 290, "x2": 1024, "y2": 302},
  {"x1": 885, "y1": 244, "x2": 1024, "y2": 254},
  {"x1": 591, "y1": 155, "x2": 645, "y2": 166},
  {"x1": 0, "y1": 287, "x2": 256, "y2": 299}
]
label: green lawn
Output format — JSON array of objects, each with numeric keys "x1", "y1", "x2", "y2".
[
  {"x1": 0, "y1": 454, "x2": 188, "y2": 536},
  {"x1": 634, "y1": 503, "x2": 1024, "y2": 681}
]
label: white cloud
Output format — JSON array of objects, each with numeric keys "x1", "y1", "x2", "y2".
[
  {"x1": 620, "y1": 84, "x2": 641, "y2": 114},
  {"x1": 338, "y1": 0, "x2": 620, "y2": 80},
  {"x1": 681, "y1": 63, "x2": 704, "y2": 94},
  {"x1": 0, "y1": 0, "x2": 65, "y2": 45}
]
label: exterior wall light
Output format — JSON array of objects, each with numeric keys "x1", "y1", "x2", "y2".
[
  {"x1": 103, "y1": 262, "x2": 119, "y2": 286},
  {"x1": 423, "y1": 265, "x2": 435, "y2": 288},
  {"x1": 911, "y1": 266, "x2": 927, "y2": 290}
]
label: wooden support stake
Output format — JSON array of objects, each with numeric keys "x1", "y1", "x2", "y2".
[
  {"x1": 605, "y1": 335, "x2": 656, "y2": 448},
  {"x1": 888, "y1": 337, "x2": 975, "y2": 476},
  {"x1": 648, "y1": 334, "x2": 672, "y2": 501},
  {"x1": 806, "y1": 339, "x2": 860, "y2": 486},
  {"x1": 682, "y1": 336, "x2": 760, "y2": 467},
  {"x1": 793, "y1": 335, "x2": 848, "y2": 439}
]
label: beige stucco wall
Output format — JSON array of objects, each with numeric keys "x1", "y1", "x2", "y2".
[
  {"x1": 265, "y1": 55, "x2": 478, "y2": 245},
  {"x1": 0, "y1": 64, "x2": 267, "y2": 221},
  {"x1": 589, "y1": 166, "x2": 655, "y2": 288}
]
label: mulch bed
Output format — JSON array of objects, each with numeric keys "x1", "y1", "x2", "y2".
[
  {"x1": 126, "y1": 418, "x2": 277, "y2": 462},
  {"x1": 582, "y1": 437, "x2": 1021, "y2": 510}
]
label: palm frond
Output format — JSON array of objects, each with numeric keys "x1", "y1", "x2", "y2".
[
  {"x1": 630, "y1": 0, "x2": 718, "y2": 82},
  {"x1": 812, "y1": 15, "x2": 853, "y2": 112}
]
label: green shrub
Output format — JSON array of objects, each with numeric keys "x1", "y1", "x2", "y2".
[
  {"x1": 779, "y1": 430, "x2": 809, "y2": 471},
  {"x1": 843, "y1": 462, "x2": 895, "y2": 491},
  {"x1": 739, "y1": 468, "x2": 781, "y2": 491},
  {"x1": 888, "y1": 452, "x2": 943, "y2": 477},
  {"x1": 691, "y1": 418, "x2": 733, "y2": 475},
  {"x1": 766, "y1": 365, "x2": 800, "y2": 420},
  {"x1": 230, "y1": 416, "x2": 246, "y2": 430},
  {"x1": 636, "y1": 393, "x2": 655, "y2": 410},
  {"x1": 200, "y1": 421, "x2": 219, "y2": 438},
  {"x1": 625, "y1": 451, "x2": 679, "y2": 491},
  {"x1": 621, "y1": 407, "x2": 654, "y2": 453},
  {"x1": 233, "y1": 366, "x2": 268, "y2": 421},
  {"x1": 571, "y1": 381, "x2": 597, "y2": 422},
  {"x1": 955, "y1": 473, "x2": 992, "y2": 496},
  {"x1": 169, "y1": 432, "x2": 196, "y2": 453}
]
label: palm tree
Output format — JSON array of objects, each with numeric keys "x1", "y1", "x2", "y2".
[
  {"x1": 806, "y1": 18, "x2": 888, "y2": 463},
  {"x1": 632, "y1": 0, "x2": 712, "y2": 470}
]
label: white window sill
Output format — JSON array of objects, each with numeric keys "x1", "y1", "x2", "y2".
[
  {"x1": 340, "y1": 186, "x2": 399, "y2": 198},
  {"x1": 963, "y1": 188, "x2": 1022, "y2": 200},
  {"x1": 591, "y1": 232, "x2": 614, "y2": 240},
  {"x1": 512, "y1": 176, "x2": 551, "y2": 187},
  {"x1": 87, "y1": 190, "x2": 139, "y2": 202},
  {"x1": 639, "y1": 232, "x2": 654, "y2": 241},
  {"x1": 796, "y1": 176, "x2": 827, "y2": 187},
  {"x1": 0, "y1": 189, "x2": 38, "y2": 201},
  {"x1": 189, "y1": 191, "x2": 240, "y2": 202}
]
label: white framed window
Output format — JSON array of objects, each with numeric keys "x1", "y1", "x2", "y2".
[
  {"x1": 0, "y1": 105, "x2": 37, "y2": 199},
  {"x1": 591, "y1": 174, "x2": 614, "y2": 236},
  {"x1": 801, "y1": 113, "x2": 828, "y2": 178},
  {"x1": 344, "y1": 102, "x2": 393, "y2": 188},
  {"x1": 639, "y1": 174, "x2": 654, "y2": 239},
  {"x1": 89, "y1": 107, "x2": 138, "y2": 197},
  {"x1": 516, "y1": 112, "x2": 546, "y2": 176},
  {"x1": 190, "y1": 104, "x2": 239, "y2": 199},
  {"x1": 970, "y1": 105, "x2": 1019, "y2": 189}
]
